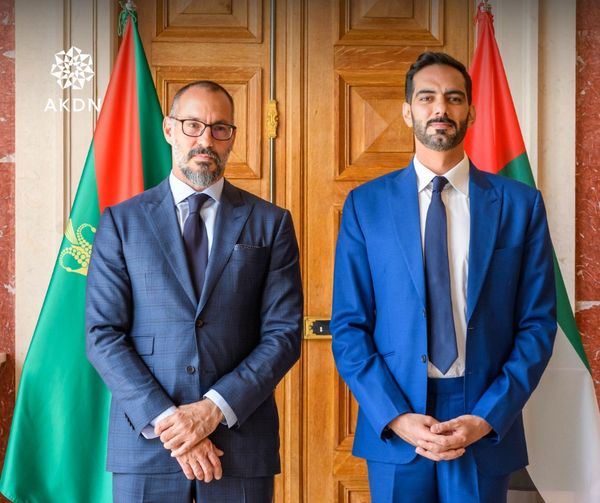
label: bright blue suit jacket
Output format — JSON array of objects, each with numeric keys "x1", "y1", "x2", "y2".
[
  {"x1": 331, "y1": 161, "x2": 556, "y2": 476},
  {"x1": 86, "y1": 178, "x2": 303, "y2": 477}
]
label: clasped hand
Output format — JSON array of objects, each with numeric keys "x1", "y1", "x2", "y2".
[
  {"x1": 388, "y1": 413, "x2": 492, "y2": 462},
  {"x1": 155, "y1": 399, "x2": 225, "y2": 481}
]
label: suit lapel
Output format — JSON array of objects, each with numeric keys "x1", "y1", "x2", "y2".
[
  {"x1": 467, "y1": 165, "x2": 501, "y2": 321},
  {"x1": 197, "y1": 180, "x2": 251, "y2": 314},
  {"x1": 142, "y1": 179, "x2": 197, "y2": 307},
  {"x1": 388, "y1": 163, "x2": 426, "y2": 308}
]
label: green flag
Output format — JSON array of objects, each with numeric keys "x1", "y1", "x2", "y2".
[
  {"x1": 0, "y1": 9, "x2": 170, "y2": 502},
  {"x1": 465, "y1": 3, "x2": 600, "y2": 502}
]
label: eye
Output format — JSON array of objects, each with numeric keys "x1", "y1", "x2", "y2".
[
  {"x1": 185, "y1": 120, "x2": 202, "y2": 131},
  {"x1": 212, "y1": 124, "x2": 228, "y2": 134}
]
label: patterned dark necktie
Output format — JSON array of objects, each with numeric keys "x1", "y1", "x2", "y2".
[
  {"x1": 183, "y1": 193, "x2": 211, "y2": 300},
  {"x1": 424, "y1": 176, "x2": 457, "y2": 374}
]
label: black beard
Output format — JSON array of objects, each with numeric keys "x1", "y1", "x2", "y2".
[{"x1": 413, "y1": 117, "x2": 468, "y2": 152}]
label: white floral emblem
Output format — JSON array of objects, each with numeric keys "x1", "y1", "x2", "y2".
[{"x1": 50, "y1": 46, "x2": 94, "y2": 90}]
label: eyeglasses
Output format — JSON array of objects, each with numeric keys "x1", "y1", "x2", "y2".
[{"x1": 170, "y1": 117, "x2": 236, "y2": 141}]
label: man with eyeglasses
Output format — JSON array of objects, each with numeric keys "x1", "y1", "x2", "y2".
[{"x1": 86, "y1": 81, "x2": 303, "y2": 502}]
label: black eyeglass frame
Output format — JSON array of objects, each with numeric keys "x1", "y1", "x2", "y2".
[{"x1": 169, "y1": 116, "x2": 237, "y2": 141}]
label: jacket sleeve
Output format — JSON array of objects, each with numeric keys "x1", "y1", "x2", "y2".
[
  {"x1": 471, "y1": 190, "x2": 557, "y2": 440},
  {"x1": 86, "y1": 207, "x2": 175, "y2": 434},
  {"x1": 331, "y1": 191, "x2": 412, "y2": 438},
  {"x1": 209, "y1": 210, "x2": 303, "y2": 427}
]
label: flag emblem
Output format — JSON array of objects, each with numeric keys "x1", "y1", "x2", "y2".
[{"x1": 59, "y1": 220, "x2": 96, "y2": 276}]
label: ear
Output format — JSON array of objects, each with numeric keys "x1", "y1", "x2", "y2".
[
  {"x1": 402, "y1": 102, "x2": 413, "y2": 128},
  {"x1": 163, "y1": 116, "x2": 174, "y2": 146},
  {"x1": 467, "y1": 104, "x2": 476, "y2": 127}
]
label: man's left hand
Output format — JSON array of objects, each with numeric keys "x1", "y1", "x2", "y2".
[
  {"x1": 175, "y1": 437, "x2": 224, "y2": 482},
  {"x1": 423, "y1": 414, "x2": 492, "y2": 452},
  {"x1": 156, "y1": 398, "x2": 224, "y2": 456}
]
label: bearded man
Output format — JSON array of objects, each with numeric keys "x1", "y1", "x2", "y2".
[
  {"x1": 86, "y1": 81, "x2": 303, "y2": 503},
  {"x1": 331, "y1": 52, "x2": 556, "y2": 503}
]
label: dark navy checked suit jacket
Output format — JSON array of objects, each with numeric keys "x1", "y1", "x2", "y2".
[{"x1": 86, "y1": 177, "x2": 303, "y2": 477}]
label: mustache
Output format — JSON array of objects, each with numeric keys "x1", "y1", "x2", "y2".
[
  {"x1": 186, "y1": 147, "x2": 221, "y2": 163},
  {"x1": 427, "y1": 116, "x2": 456, "y2": 128}
]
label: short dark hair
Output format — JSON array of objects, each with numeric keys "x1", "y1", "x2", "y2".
[
  {"x1": 169, "y1": 80, "x2": 235, "y2": 117},
  {"x1": 405, "y1": 52, "x2": 472, "y2": 105}
]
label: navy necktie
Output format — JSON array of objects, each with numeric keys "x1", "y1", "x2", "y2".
[
  {"x1": 183, "y1": 193, "x2": 211, "y2": 300},
  {"x1": 424, "y1": 176, "x2": 457, "y2": 374}
]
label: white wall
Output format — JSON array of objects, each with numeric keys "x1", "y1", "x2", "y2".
[
  {"x1": 15, "y1": 0, "x2": 111, "y2": 384},
  {"x1": 490, "y1": 0, "x2": 576, "y2": 299}
]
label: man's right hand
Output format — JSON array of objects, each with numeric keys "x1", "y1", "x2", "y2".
[
  {"x1": 175, "y1": 438, "x2": 224, "y2": 482},
  {"x1": 387, "y1": 413, "x2": 466, "y2": 461}
]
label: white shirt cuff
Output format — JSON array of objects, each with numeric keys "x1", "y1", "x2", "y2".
[
  {"x1": 141, "y1": 406, "x2": 177, "y2": 439},
  {"x1": 204, "y1": 389, "x2": 238, "y2": 428}
]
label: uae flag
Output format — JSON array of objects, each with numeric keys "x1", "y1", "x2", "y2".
[
  {"x1": 465, "y1": 3, "x2": 600, "y2": 502},
  {"x1": 0, "y1": 10, "x2": 170, "y2": 503}
]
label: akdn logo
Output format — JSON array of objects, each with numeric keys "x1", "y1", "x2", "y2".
[{"x1": 45, "y1": 46, "x2": 102, "y2": 113}]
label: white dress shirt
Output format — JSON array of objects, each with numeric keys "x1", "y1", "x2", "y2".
[
  {"x1": 413, "y1": 155, "x2": 470, "y2": 378},
  {"x1": 141, "y1": 173, "x2": 237, "y2": 439}
]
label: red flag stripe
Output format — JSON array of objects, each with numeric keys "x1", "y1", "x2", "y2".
[
  {"x1": 464, "y1": 6, "x2": 526, "y2": 174},
  {"x1": 94, "y1": 19, "x2": 144, "y2": 211}
]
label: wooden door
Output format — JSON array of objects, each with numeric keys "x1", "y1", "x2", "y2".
[
  {"x1": 303, "y1": 2, "x2": 472, "y2": 501},
  {"x1": 137, "y1": 1, "x2": 472, "y2": 501}
]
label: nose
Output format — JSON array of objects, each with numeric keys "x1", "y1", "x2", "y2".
[
  {"x1": 195, "y1": 126, "x2": 215, "y2": 149},
  {"x1": 433, "y1": 97, "x2": 447, "y2": 116}
]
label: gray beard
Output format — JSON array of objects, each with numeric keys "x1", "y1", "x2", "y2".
[
  {"x1": 173, "y1": 141, "x2": 228, "y2": 187},
  {"x1": 180, "y1": 161, "x2": 224, "y2": 187}
]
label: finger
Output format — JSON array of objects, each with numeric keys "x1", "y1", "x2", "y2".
[
  {"x1": 415, "y1": 447, "x2": 462, "y2": 461},
  {"x1": 198, "y1": 456, "x2": 214, "y2": 483},
  {"x1": 418, "y1": 428, "x2": 456, "y2": 447},
  {"x1": 170, "y1": 440, "x2": 194, "y2": 457},
  {"x1": 208, "y1": 451, "x2": 223, "y2": 480},
  {"x1": 415, "y1": 446, "x2": 443, "y2": 461},
  {"x1": 421, "y1": 431, "x2": 466, "y2": 450},
  {"x1": 163, "y1": 425, "x2": 193, "y2": 449},
  {"x1": 160, "y1": 427, "x2": 180, "y2": 445},
  {"x1": 417, "y1": 439, "x2": 455, "y2": 454},
  {"x1": 421, "y1": 415, "x2": 441, "y2": 427},
  {"x1": 155, "y1": 417, "x2": 175, "y2": 436},
  {"x1": 190, "y1": 459, "x2": 204, "y2": 481},
  {"x1": 416, "y1": 446, "x2": 465, "y2": 461},
  {"x1": 431, "y1": 419, "x2": 460, "y2": 434},
  {"x1": 177, "y1": 460, "x2": 195, "y2": 481},
  {"x1": 435, "y1": 448, "x2": 466, "y2": 461},
  {"x1": 164, "y1": 434, "x2": 186, "y2": 451}
]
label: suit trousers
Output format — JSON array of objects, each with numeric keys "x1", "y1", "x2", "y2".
[
  {"x1": 113, "y1": 471, "x2": 274, "y2": 503},
  {"x1": 367, "y1": 377, "x2": 510, "y2": 503}
]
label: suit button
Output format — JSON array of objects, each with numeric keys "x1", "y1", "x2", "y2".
[
  {"x1": 421, "y1": 354, "x2": 427, "y2": 363},
  {"x1": 195, "y1": 319, "x2": 204, "y2": 328},
  {"x1": 422, "y1": 309, "x2": 426, "y2": 318},
  {"x1": 186, "y1": 365, "x2": 196, "y2": 374}
]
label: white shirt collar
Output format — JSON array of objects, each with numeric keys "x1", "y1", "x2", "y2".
[
  {"x1": 413, "y1": 154, "x2": 470, "y2": 197},
  {"x1": 169, "y1": 172, "x2": 225, "y2": 205}
]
